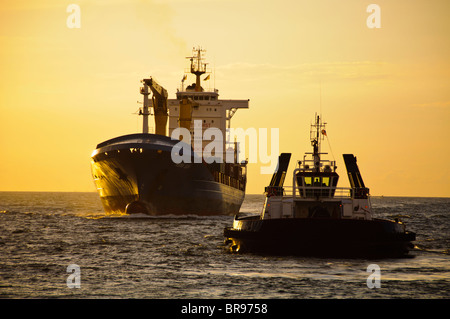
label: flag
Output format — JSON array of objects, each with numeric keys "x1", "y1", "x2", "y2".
[
  {"x1": 204, "y1": 74, "x2": 210, "y2": 81},
  {"x1": 321, "y1": 129, "x2": 327, "y2": 136}
]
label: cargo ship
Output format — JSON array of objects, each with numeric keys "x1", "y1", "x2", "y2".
[
  {"x1": 224, "y1": 115, "x2": 416, "y2": 258},
  {"x1": 91, "y1": 47, "x2": 249, "y2": 215}
]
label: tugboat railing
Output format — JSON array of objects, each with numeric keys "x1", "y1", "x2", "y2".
[
  {"x1": 276, "y1": 168, "x2": 359, "y2": 200},
  {"x1": 280, "y1": 185, "x2": 353, "y2": 199}
]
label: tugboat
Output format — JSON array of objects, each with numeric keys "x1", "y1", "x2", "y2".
[
  {"x1": 224, "y1": 115, "x2": 416, "y2": 258},
  {"x1": 91, "y1": 47, "x2": 249, "y2": 215}
]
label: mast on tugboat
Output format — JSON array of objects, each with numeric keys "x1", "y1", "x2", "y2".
[{"x1": 310, "y1": 114, "x2": 327, "y2": 173}]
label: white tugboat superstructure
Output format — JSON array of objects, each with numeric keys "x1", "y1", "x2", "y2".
[{"x1": 260, "y1": 114, "x2": 372, "y2": 222}]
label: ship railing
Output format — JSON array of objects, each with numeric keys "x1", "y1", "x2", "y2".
[
  {"x1": 273, "y1": 185, "x2": 354, "y2": 199},
  {"x1": 299, "y1": 156, "x2": 336, "y2": 172}
]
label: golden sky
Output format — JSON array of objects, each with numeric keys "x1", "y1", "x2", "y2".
[{"x1": 1, "y1": 0, "x2": 449, "y2": 197}]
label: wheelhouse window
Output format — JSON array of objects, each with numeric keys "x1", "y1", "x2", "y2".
[
  {"x1": 297, "y1": 172, "x2": 339, "y2": 198},
  {"x1": 313, "y1": 177, "x2": 321, "y2": 186},
  {"x1": 304, "y1": 177, "x2": 312, "y2": 186}
]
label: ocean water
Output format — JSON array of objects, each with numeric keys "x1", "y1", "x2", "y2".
[{"x1": 0, "y1": 192, "x2": 448, "y2": 300}]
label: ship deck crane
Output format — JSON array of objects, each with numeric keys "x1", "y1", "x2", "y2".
[{"x1": 142, "y1": 77, "x2": 168, "y2": 136}]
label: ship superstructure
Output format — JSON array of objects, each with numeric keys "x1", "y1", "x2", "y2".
[{"x1": 167, "y1": 48, "x2": 249, "y2": 160}]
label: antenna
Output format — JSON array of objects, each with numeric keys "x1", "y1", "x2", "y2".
[{"x1": 319, "y1": 80, "x2": 322, "y2": 117}]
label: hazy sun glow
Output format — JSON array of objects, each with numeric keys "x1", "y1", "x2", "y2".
[{"x1": 1, "y1": 0, "x2": 449, "y2": 197}]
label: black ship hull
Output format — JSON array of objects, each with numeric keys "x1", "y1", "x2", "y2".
[
  {"x1": 224, "y1": 216, "x2": 416, "y2": 258},
  {"x1": 91, "y1": 133, "x2": 246, "y2": 215}
]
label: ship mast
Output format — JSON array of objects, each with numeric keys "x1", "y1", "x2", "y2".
[
  {"x1": 188, "y1": 47, "x2": 207, "y2": 92},
  {"x1": 140, "y1": 84, "x2": 150, "y2": 134},
  {"x1": 311, "y1": 114, "x2": 325, "y2": 172}
]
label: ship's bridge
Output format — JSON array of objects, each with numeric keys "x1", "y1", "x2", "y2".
[
  {"x1": 175, "y1": 88, "x2": 219, "y2": 102},
  {"x1": 295, "y1": 153, "x2": 340, "y2": 198}
]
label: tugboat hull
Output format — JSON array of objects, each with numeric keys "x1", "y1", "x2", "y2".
[{"x1": 224, "y1": 216, "x2": 416, "y2": 258}]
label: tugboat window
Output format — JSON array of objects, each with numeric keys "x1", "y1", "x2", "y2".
[
  {"x1": 314, "y1": 177, "x2": 321, "y2": 186},
  {"x1": 304, "y1": 177, "x2": 312, "y2": 186}
]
